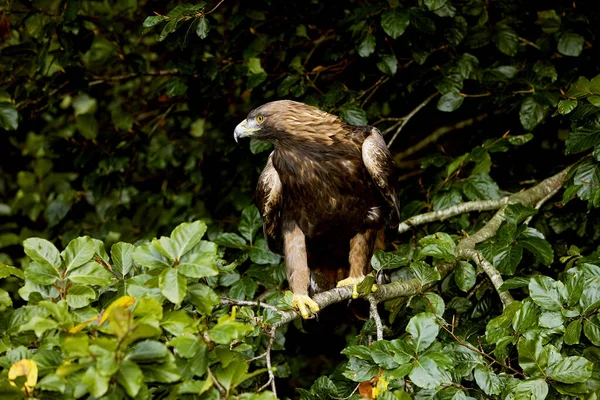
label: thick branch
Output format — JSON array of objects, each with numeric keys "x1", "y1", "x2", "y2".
[
  {"x1": 398, "y1": 198, "x2": 510, "y2": 234},
  {"x1": 368, "y1": 296, "x2": 383, "y2": 341},
  {"x1": 456, "y1": 167, "x2": 571, "y2": 307},
  {"x1": 229, "y1": 168, "x2": 570, "y2": 326}
]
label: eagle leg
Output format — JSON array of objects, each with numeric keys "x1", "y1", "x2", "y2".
[
  {"x1": 337, "y1": 230, "x2": 377, "y2": 299},
  {"x1": 283, "y1": 219, "x2": 320, "y2": 319}
]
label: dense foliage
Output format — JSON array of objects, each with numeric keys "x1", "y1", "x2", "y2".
[{"x1": 1, "y1": 0, "x2": 600, "y2": 398}]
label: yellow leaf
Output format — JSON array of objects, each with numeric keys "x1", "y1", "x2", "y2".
[
  {"x1": 9, "y1": 359, "x2": 38, "y2": 393},
  {"x1": 372, "y1": 375, "x2": 389, "y2": 398},
  {"x1": 68, "y1": 315, "x2": 98, "y2": 333},
  {"x1": 99, "y1": 296, "x2": 136, "y2": 324}
]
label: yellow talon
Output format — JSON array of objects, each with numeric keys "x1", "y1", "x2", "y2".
[
  {"x1": 336, "y1": 276, "x2": 365, "y2": 299},
  {"x1": 292, "y1": 294, "x2": 320, "y2": 319}
]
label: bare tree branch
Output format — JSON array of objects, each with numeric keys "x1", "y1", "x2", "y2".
[
  {"x1": 394, "y1": 110, "x2": 507, "y2": 161},
  {"x1": 386, "y1": 93, "x2": 439, "y2": 148},
  {"x1": 220, "y1": 296, "x2": 286, "y2": 315},
  {"x1": 368, "y1": 295, "x2": 384, "y2": 341},
  {"x1": 258, "y1": 325, "x2": 277, "y2": 396},
  {"x1": 398, "y1": 198, "x2": 510, "y2": 234}
]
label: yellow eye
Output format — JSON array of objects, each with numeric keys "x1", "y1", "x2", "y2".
[{"x1": 256, "y1": 115, "x2": 264, "y2": 123}]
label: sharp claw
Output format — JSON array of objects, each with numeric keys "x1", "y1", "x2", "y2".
[
  {"x1": 292, "y1": 294, "x2": 320, "y2": 319},
  {"x1": 336, "y1": 276, "x2": 365, "y2": 299}
]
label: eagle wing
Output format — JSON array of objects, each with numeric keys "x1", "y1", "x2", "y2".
[
  {"x1": 362, "y1": 127, "x2": 401, "y2": 223},
  {"x1": 255, "y1": 152, "x2": 284, "y2": 254}
]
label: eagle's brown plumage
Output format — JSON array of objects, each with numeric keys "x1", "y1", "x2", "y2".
[{"x1": 234, "y1": 100, "x2": 400, "y2": 318}]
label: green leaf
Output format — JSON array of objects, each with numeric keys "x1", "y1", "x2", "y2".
[
  {"x1": 514, "y1": 379, "x2": 548, "y2": 400},
  {"x1": 76, "y1": 114, "x2": 98, "y2": 139},
  {"x1": 454, "y1": 261, "x2": 476, "y2": 291},
  {"x1": 213, "y1": 233, "x2": 247, "y2": 248},
  {"x1": 518, "y1": 227, "x2": 554, "y2": 265},
  {"x1": 159, "y1": 268, "x2": 186, "y2": 305},
  {"x1": 381, "y1": 8, "x2": 410, "y2": 39},
  {"x1": 583, "y1": 314, "x2": 600, "y2": 346},
  {"x1": 171, "y1": 221, "x2": 206, "y2": 259},
  {"x1": 437, "y1": 91, "x2": 464, "y2": 112},
  {"x1": 564, "y1": 319, "x2": 582, "y2": 345},
  {"x1": 19, "y1": 316, "x2": 59, "y2": 338},
  {"x1": 566, "y1": 124, "x2": 600, "y2": 154},
  {"x1": 371, "y1": 249, "x2": 410, "y2": 271},
  {"x1": 418, "y1": 232, "x2": 456, "y2": 262},
  {"x1": 0, "y1": 263, "x2": 25, "y2": 280},
  {"x1": 566, "y1": 76, "x2": 591, "y2": 98},
  {"x1": 517, "y1": 338, "x2": 548, "y2": 376},
  {"x1": 340, "y1": 103, "x2": 368, "y2": 126},
  {"x1": 493, "y1": 244, "x2": 523, "y2": 275},
  {"x1": 408, "y1": 355, "x2": 451, "y2": 389},
  {"x1": 474, "y1": 365, "x2": 501, "y2": 395},
  {"x1": 66, "y1": 285, "x2": 96, "y2": 309},
  {"x1": 557, "y1": 99, "x2": 578, "y2": 115},
  {"x1": 462, "y1": 174, "x2": 501, "y2": 201},
  {"x1": 557, "y1": 33, "x2": 584, "y2": 57},
  {"x1": 111, "y1": 242, "x2": 135, "y2": 276},
  {"x1": 493, "y1": 25, "x2": 519, "y2": 56},
  {"x1": 196, "y1": 17, "x2": 209, "y2": 39},
  {"x1": 536, "y1": 10, "x2": 561, "y2": 34},
  {"x1": 61, "y1": 236, "x2": 95, "y2": 271},
  {"x1": 342, "y1": 345, "x2": 373, "y2": 361},
  {"x1": 0, "y1": 102, "x2": 18, "y2": 130},
  {"x1": 580, "y1": 284, "x2": 600, "y2": 314},
  {"x1": 358, "y1": 34, "x2": 376, "y2": 57},
  {"x1": 82, "y1": 366, "x2": 110, "y2": 397},
  {"x1": 520, "y1": 97, "x2": 545, "y2": 131},
  {"x1": 23, "y1": 238, "x2": 61, "y2": 270},
  {"x1": 188, "y1": 283, "x2": 219, "y2": 315},
  {"x1": 208, "y1": 314, "x2": 253, "y2": 344},
  {"x1": 406, "y1": 312, "x2": 439, "y2": 352},
  {"x1": 167, "y1": 336, "x2": 202, "y2": 359},
  {"x1": 410, "y1": 261, "x2": 441, "y2": 286},
  {"x1": 249, "y1": 238, "x2": 281, "y2": 264},
  {"x1": 249, "y1": 139, "x2": 272, "y2": 157},
  {"x1": 529, "y1": 276, "x2": 564, "y2": 311},
  {"x1": 25, "y1": 261, "x2": 59, "y2": 285},
  {"x1": 432, "y1": 189, "x2": 462, "y2": 211},
  {"x1": 133, "y1": 242, "x2": 172, "y2": 269},
  {"x1": 239, "y1": 205, "x2": 262, "y2": 243},
  {"x1": 377, "y1": 54, "x2": 398, "y2": 76},
  {"x1": 504, "y1": 203, "x2": 537, "y2": 225},
  {"x1": 116, "y1": 360, "x2": 144, "y2": 397},
  {"x1": 343, "y1": 357, "x2": 380, "y2": 382},
  {"x1": 143, "y1": 15, "x2": 166, "y2": 28},
  {"x1": 550, "y1": 356, "x2": 593, "y2": 383},
  {"x1": 68, "y1": 261, "x2": 114, "y2": 286},
  {"x1": 127, "y1": 340, "x2": 168, "y2": 363}
]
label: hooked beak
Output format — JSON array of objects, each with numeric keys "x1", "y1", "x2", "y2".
[{"x1": 234, "y1": 120, "x2": 261, "y2": 143}]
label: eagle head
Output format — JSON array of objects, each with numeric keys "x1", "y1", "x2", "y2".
[{"x1": 234, "y1": 100, "x2": 344, "y2": 144}]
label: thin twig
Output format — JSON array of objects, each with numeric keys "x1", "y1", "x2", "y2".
[
  {"x1": 89, "y1": 69, "x2": 183, "y2": 85},
  {"x1": 207, "y1": 365, "x2": 226, "y2": 396},
  {"x1": 394, "y1": 109, "x2": 506, "y2": 161},
  {"x1": 368, "y1": 296, "x2": 383, "y2": 341},
  {"x1": 205, "y1": 0, "x2": 226, "y2": 15},
  {"x1": 387, "y1": 93, "x2": 439, "y2": 148},
  {"x1": 220, "y1": 296, "x2": 286, "y2": 315},
  {"x1": 258, "y1": 326, "x2": 277, "y2": 396}
]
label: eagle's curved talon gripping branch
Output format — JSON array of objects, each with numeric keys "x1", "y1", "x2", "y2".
[{"x1": 292, "y1": 294, "x2": 320, "y2": 319}]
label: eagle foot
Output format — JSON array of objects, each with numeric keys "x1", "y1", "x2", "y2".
[
  {"x1": 336, "y1": 276, "x2": 378, "y2": 299},
  {"x1": 292, "y1": 294, "x2": 320, "y2": 319}
]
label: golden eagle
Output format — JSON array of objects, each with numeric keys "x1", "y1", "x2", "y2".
[{"x1": 234, "y1": 100, "x2": 400, "y2": 319}]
